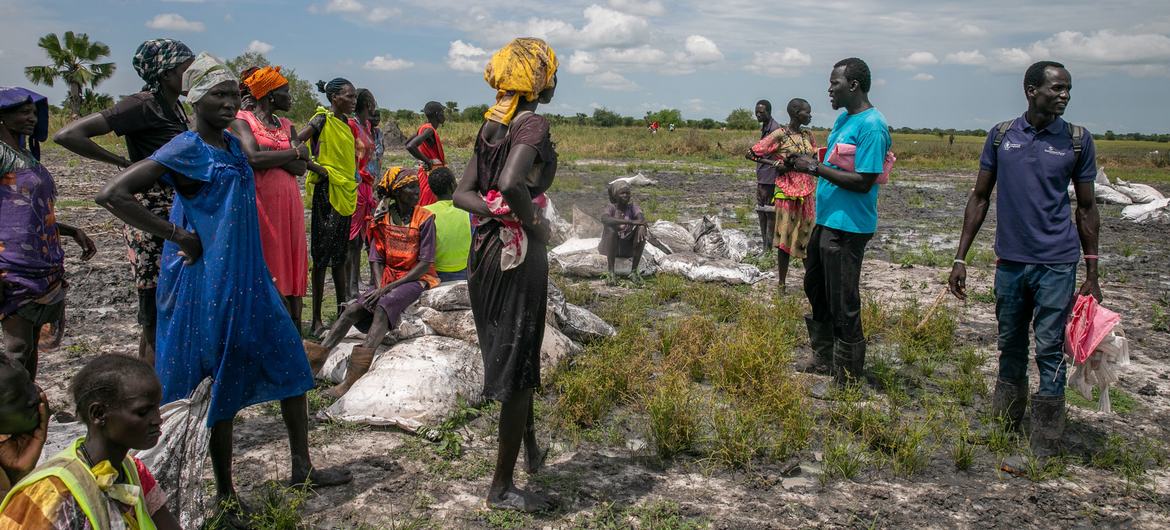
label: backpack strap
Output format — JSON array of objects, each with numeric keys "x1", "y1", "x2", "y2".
[
  {"x1": 1067, "y1": 122, "x2": 1084, "y2": 169},
  {"x1": 992, "y1": 120, "x2": 1014, "y2": 148}
]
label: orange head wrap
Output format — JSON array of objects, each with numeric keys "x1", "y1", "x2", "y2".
[{"x1": 242, "y1": 66, "x2": 288, "y2": 100}]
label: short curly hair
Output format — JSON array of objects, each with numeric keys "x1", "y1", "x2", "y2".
[
  {"x1": 833, "y1": 57, "x2": 872, "y2": 93},
  {"x1": 1024, "y1": 61, "x2": 1066, "y2": 90},
  {"x1": 70, "y1": 354, "x2": 157, "y2": 423}
]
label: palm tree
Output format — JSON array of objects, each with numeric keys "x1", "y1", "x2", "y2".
[{"x1": 24, "y1": 31, "x2": 116, "y2": 117}]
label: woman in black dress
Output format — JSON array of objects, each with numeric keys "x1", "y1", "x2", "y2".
[{"x1": 453, "y1": 37, "x2": 558, "y2": 513}]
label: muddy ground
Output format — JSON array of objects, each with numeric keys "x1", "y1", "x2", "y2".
[{"x1": 16, "y1": 148, "x2": 1170, "y2": 529}]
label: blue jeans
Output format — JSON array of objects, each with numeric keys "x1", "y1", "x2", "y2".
[
  {"x1": 438, "y1": 269, "x2": 468, "y2": 282},
  {"x1": 994, "y1": 261, "x2": 1077, "y2": 397}
]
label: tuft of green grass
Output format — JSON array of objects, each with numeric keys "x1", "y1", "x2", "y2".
[
  {"x1": 647, "y1": 372, "x2": 702, "y2": 458},
  {"x1": 1066, "y1": 387, "x2": 1138, "y2": 414},
  {"x1": 823, "y1": 431, "x2": 866, "y2": 482},
  {"x1": 1090, "y1": 434, "x2": 1166, "y2": 493},
  {"x1": 206, "y1": 482, "x2": 311, "y2": 530},
  {"x1": 952, "y1": 426, "x2": 975, "y2": 471}
]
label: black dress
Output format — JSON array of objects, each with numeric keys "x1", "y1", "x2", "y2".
[{"x1": 468, "y1": 113, "x2": 556, "y2": 402}]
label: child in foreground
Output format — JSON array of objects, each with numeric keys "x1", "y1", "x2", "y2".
[{"x1": 0, "y1": 355, "x2": 180, "y2": 530}]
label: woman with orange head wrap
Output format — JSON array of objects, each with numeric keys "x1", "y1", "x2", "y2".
[
  {"x1": 453, "y1": 37, "x2": 559, "y2": 513},
  {"x1": 228, "y1": 65, "x2": 318, "y2": 332}
]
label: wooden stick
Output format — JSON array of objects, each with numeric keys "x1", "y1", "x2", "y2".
[{"x1": 916, "y1": 288, "x2": 949, "y2": 332}]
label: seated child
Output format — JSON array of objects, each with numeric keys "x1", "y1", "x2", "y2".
[
  {"x1": 422, "y1": 167, "x2": 472, "y2": 282},
  {"x1": 0, "y1": 356, "x2": 46, "y2": 499},
  {"x1": 305, "y1": 167, "x2": 439, "y2": 398},
  {"x1": 598, "y1": 180, "x2": 648, "y2": 284},
  {"x1": 0, "y1": 354, "x2": 180, "y2": 530}
]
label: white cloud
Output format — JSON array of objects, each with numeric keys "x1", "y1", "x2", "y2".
[
  {"x1": 745, "y1": 48, "x2": 811, "y2": 77},
  {"x1": 958, "y1": 23, "x2": 986, "y2": 37},
  {"x1": 677, "y1": 35, "x2": 723, "y2": 64},
  {"x1": 246, "y1": 40, "x2": 273, "y2": 54},
  {"x1": 607, "y1": 0, "x2": 666, "y2": 17},
  {"x1": 944, "y1": 50, "x2": 986, "y2": 65},
  {"x1": 567, "y1": 50, "x2": 600, "y2": 74},
  {"x1": 369, "y1": 7, "x2": 399, "y2": 22},
  {"x1": 600, "y1": 45, "x2": 666, "y2": 65},
  {"x1": 587, "y1": 71, "x2": 638, "y2": 91},
  {"x1": 323, "y1": 0, "x2": 362, "y2": 14},
  {"x1": 900, "y1": 51, "x2": 938, "y2": 69},
  {"x1": 1028, "y1": 30, "x2": 1170, "y2": 65},
  {"x1": 993, "y1": 47, "x2": 1034, "y2": 70},
  {"x1": 447, "y1": 40, "x2": 489, "y2": 73},
  {"x1": 912, "y1": 73, "x2": 934, "y2": 81},
  {"x1": 363, "y1": 54, "x2": 414, "y2": 71},
  {"x1": 577, "y1": 5, "x2": 649, "y2": 47},
  {"x1": 145, "y1": 13, "x2": 205, "y2": 32}
]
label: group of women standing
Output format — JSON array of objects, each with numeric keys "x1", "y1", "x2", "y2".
[{"x1": 1, "y1": 34, "x2": 564, "y2": 526}]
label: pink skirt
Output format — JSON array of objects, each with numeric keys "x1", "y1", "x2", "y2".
[{"x1": 255, "y1": 167, "x2": 308, "y2": 296}]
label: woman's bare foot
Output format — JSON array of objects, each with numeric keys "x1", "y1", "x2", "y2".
[
  {"x1": 524, "y1": 446, "x2": 549, "y2": 474},
  {"x1": 488, "y1": 487, "x2": 553, "y2": 513}
]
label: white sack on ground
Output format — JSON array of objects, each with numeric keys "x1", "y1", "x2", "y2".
[
  {"x1": 570, "y1": 205, "x2": 604, "y2": 239},
  {"x1": 543, "y1": 195, "x2": 574, "y2": 245},
  {"x1": 1095, "y1": 185, "x2": 1134, "y2": 205},
  {"x1": 1122, "y1": 197, "x2": 1170, "y2": 223},
  {"x1": 1095, "y1": 167, "x2": 1110, "y2": 187},
  {"x1": 657, "y1": 251, "x2": 763, "y2": 284},
  {"x1": 320, "y1": 323, "x2": 424, "y2": 383},
  {"x1": 560, "y1": 303, "x2": 617, "y2": 342},
  {"x1": 722, "y1": 228, "x2": 750, "y2": 262},
  {"x1": 648, "y1": 220, "x2": 695, "y2": 254},
  {"x1": 418, "y1": 307, "x2": 479, "y2": 344},
  {"x1": 136, "y1": 378, "x2": 214, "y2": 530},
  {"x1": 548, "y1": 237, "x2": 660, "y2": 277},
  {"x1": 324, "y1": 336, "x2": 484, "y2": 431},
  {"x1": 1114, "y1": 178, "x2": 1165, "y2": 204},
  {"x1": 690, "y1": 216, "x2": 729, "y2": 259},
  {"x1": 609, "y1": 172, "x2": 658, "y2": 186},
  {"x1": 418, "y1": 281, "x2": 471, "y2": 311}
]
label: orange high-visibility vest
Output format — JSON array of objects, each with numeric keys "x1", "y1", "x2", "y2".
[{"x1": 369, "y1": 205, "x2": 439, "y2": 289}]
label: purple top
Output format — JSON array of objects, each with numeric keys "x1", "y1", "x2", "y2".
[
  {"x1": 0, "y1": 144, "x2": 64, "y2": 319},
  {"x1": 605, "y1": 203, "x2": 644, "y2": 240},
  {"x1": 978, "y1": 114, "x2": 1097, "y2": 264},
  {"x1": 756, "y1": 118, "x2": 781, "y2": 184}
]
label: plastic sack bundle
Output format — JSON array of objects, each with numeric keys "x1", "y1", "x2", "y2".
[
  {"x1": 1064, "y1": 295, "x2": 1130, "y2": 413},
  {"x1": 135, "y1": 378, "x2": 214, "y2": 529}
]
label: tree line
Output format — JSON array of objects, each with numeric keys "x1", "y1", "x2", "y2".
[{"x1": 23, "y1": 31, "x2": 1170, "y2": 142}]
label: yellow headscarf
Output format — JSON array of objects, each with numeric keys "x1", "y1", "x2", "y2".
[
  {"x1": 376, "y1": 166, "x2": 418, "y2": 197},
  {"x1": 483, "y1": 38, "x2": 558, "y2": 125}
]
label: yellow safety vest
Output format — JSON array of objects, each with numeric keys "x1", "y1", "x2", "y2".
[{"x1": 0, "y1": 438, "x2": 156, "y2": 530}]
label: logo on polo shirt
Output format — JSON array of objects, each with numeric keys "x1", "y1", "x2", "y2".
[
  {"x1": 1002, "y1": 141, "x2": 1022, "y2": 151},
  {"x1": 1044, "y1": 146, "x2": 1068, "y2": 156}
]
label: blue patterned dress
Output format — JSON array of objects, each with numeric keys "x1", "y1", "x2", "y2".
[{"x1": 150, "y1": 131, "x2": 313, "y2": 425}]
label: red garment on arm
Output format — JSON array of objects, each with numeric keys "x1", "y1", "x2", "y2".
[{"x1": 416, "y1": 123, "x2": 445, "y2": 206}]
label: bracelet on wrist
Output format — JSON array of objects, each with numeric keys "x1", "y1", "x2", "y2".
[
  {"x1": 1083, "y1": 255, "x2": 1099, "y2": 260},
  {"x1": 168, "y1": 223, "x2": 177, "y2": 241},
  {"x1": 953, "y1": 259, "x2": 966, "y2": 266}
]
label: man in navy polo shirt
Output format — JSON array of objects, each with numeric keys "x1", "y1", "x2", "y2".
[
  {"x1": 789, "y1": 57, "x2": 891, "y2": 396},
  {"x1": 753, "y1": 99, "x2": 781, "y2": 248},
  {"x1": 948, "y1": 61, "x2": 1100, "y2": 470}
]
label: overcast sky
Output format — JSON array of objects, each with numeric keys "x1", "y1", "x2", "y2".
[{"x1": 2, "y1": 0, "x2": 1169, "y2": 133}]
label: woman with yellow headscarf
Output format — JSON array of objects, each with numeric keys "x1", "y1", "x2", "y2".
[{"x1": 453, "y1": 37, "x2": 558, "y2": 513}]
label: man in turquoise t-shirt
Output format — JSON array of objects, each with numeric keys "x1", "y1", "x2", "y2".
[
  {"x1": 789, "y1": 57, "x2": 891, "y2": 397},
  {"x1": 423, "y1": 167, "x2": 472, "y2": 282}
]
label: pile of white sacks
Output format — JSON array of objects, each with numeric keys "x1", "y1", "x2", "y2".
[
  {"x1": 320, "y1": 280, "x2": 614, "y2": 432},
  {"x1": 1087, "y1": 168, "x2": 1169, "y2": 223}
]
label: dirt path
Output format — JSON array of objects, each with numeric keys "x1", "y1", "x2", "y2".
[{"x1": 15, "y1": 152, "x2": 1170, "y2": 528}]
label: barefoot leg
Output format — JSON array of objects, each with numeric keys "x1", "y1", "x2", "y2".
[{"x1": 488, "y1": 389, "x2": 551, "y2": 512}]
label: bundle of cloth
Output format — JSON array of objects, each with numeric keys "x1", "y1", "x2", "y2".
[{"x1": 1064, "y1": 295, "x2": 1130, "y2": 413}]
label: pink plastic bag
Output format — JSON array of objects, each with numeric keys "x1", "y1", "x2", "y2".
[
  {"x1": 1065, "y1": 295, "x2": 1121, "y2": 365},
  {"x1": 825, "y1": 143, "x2": 896, "y2": 185}
]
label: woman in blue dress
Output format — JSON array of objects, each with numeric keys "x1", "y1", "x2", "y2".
[{"x1": 96, "y1": 53, "x2": 350, "y2": 524}]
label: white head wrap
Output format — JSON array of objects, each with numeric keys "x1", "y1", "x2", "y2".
[{"x1": 182, "y1": 52, "x2": 237, "y2": 104}]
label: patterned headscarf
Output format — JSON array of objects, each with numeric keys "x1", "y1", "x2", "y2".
[
  {"x1": 132, "y1": 39, "x2": 195, "y2": 93},
  {"x1": 376, "y1": 166, "x2": 418, "y2": 198},
  {"x1": 242, "y1": 66, "x2": 289, "y2": 100},
  {"x1": 483, "y1": 38, "x2": 558, "y2": 125},
  {"x1": 182, "y1": 52, "x2": 237, "y2": 104},
  {"x1": 608, "y1": 180, "x2": 632, "y2": 204},
  {"x1": 0, "y1": 87, "x2": 49, "y2": 160}
]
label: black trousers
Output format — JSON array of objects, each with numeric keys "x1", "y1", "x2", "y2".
[{"x1": 803, "y1": 225, "x2": 872, "y2": 343}]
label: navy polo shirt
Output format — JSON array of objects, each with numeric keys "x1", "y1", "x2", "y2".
[
  {"x1": 757, "y1": 118, "x2": 781, "y2": 184},
  {"x1": 979, "y1": 114, "x2": 1097, "y2": 264}
]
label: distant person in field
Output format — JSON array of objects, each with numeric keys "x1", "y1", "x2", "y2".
[
  {"x1": 98, "y1": 53, "x2": 351, "y2": 525},
  {"x1": 789, "y1": 58, "x2": 891, "y2": 397},
  {"x1": 1, "y1": 87, "x2": 96, "y2": 379},
  {"x1": 0, "y1": 355, "x2": 181, "y2": 530},
  {"x1": 454, "y1": 37, "x2": 558, "y2": 513},
  {"x1": 229, "y1": 66, "x2": 316, "y2": 332},
  {"x1": 53, "y1": 38, "x2": 194, "y2": 366},
  {"x1": 598, "y1": 180, "x2": 648, "y2": 284},
  {"x1": 748, "y1": 98, "x2": 817, "y2": 291},
  {"x1": 305, "y1": 167, "x2": 438, "y2": 398},
  {"x1": 948, "y1": 60, "x2": 1099, "y2": 475},
  {"x1": 347, "y1": 89, "x2": 380, "y2": 298},
  {"x1": 423, "y1": 167, "x2": 472, "y2": 282},
  {"x1": 751, "y1": 99, "x2": 782, "y2": 249},
  {"x1": 406, "y1": 101, "x2": 448, "y2": 207}
]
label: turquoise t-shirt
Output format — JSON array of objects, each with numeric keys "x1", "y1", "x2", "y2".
[{"x1": 816, "y1": 107, "x2": 891, "y2": 234}]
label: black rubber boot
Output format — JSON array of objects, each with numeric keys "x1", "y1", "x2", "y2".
[
  {"x1": 832, "y1": 338, "x2": 866, "y2": 388},
  {"x1": 1028, "y1": 393, "x2": 1066, "y2": 459},
  {"x1": 990, "y1": 377, "x2": 1028, "y2": 432},
  {"x1": 797, "y1": 315, "x2": 834, "y2": 375}
]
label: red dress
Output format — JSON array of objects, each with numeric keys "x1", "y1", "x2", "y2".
[
  {"x1": 349, "y1": 118, "x2": 376, "y2": 241},
  {"x1": 236, "y1": 111, "x2": 307, "y2": 296},
  {"x1": 416, "y1": 122, "x2": 445, "y2": 206}
]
